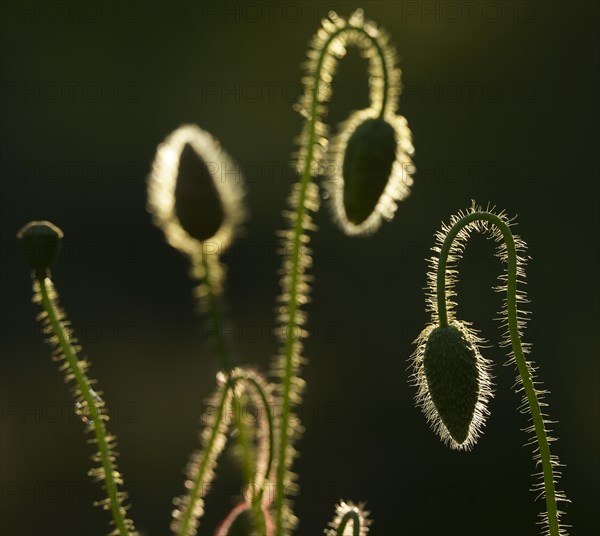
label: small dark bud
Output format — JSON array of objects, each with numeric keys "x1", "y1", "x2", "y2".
[{"x1": 17, "y1": 221, "x2": 63, "y2": 276}]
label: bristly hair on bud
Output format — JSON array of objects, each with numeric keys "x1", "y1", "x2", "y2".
[
  {"x1": 294, "y1": 8, "x2": 401, "y2": 177},
  {"x1": 325, "y1": 501, "x2": 371, "y2": 536},
  {"x1": 326, "y1": 107, "x2": 414, "y2": 235},
  {"x1": 411, "y1": 202, "x2": 569, "y2": 536},
  {"x1": 293, "y1": 7, "x2": 414, "y2": 191},
  {"x1": 305, "y1": 8, "x2": 414, "y2": 236},
  {"x1": 147, "y1": 124, "x2": 245, "y2": 305},
  {"x1": 148, "y1": 124, "x2": 245, "y2": 256},
  {"x1": 413, "y1": 320, "x2": 492, "y2": 450}
]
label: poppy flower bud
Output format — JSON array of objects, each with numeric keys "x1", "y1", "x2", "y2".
[
  {"x1": 17, "y1": 220, "x2": 63, "y2": 276},
  {"x1": 326, "y1": 108, "x2": 414, "y2": 236},
  {"x1": 148, "y1": 124, "x2": 245, "y2": 257},
  {"x1": 174, "y1": 143, "x2": 225, "y2": 242},
  {"x1": 423, "y1": 324, "x2": 479, "y2": 445},
  {"x1": 342, "y1": 117, "x2": 397, "y2": 225},
  {"x1": 413, "y1": 321, "x2": 492, "y2": 450}
]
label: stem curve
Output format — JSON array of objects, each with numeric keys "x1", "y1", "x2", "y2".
[
  {"x1": 174, "y1": 368, "x2": 275, "y2": 536},
  {"x1": 273, "y1": 14, "x2": 397, "y2": 535},
  {"x1": 435, "y1": 211, "x2": 560, "y2": 536},
  {"x1": 335, "y1": 510, "x2": 362, "y2": 536}
]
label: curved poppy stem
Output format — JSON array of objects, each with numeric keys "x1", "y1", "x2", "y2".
[
  {"x1": 435, "y1": 211, "x2": 560, "y2": 536},
  {"x1": 273, "y1": 16, "x2": 396, "y2": 534}
]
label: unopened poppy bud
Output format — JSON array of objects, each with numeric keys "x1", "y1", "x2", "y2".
[
  {"x1": 423, "y1": 324, "x2": 479, "y2": 445},
  {"x1": 413, "y1": 320, "x2": 492, "y2": 450},
  {"x1": 148, "y1": 124, "x2": 245, "y2": 257},
  {"x1": 17, "y1": 220, "x2": 63, "y2": 276},
  {"x1": 342, "y1": 117, "x2": 397, "y2": 225},
  {"x1": 175, "y1": 143, "x2": 225, "y2": 242},
  {"x1": 327, "y1": 108, "x2": 414, "y2": 236}
]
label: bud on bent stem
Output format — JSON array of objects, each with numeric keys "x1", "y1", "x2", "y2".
[
  {"x1": 412, "y1": 205, "x2": 567, "y2": 536},
  {"x1": 271, "y1": 10, "x2": 413, "y2": 534}
]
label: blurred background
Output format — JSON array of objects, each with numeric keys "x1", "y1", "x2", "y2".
[{"x1": 1, "y1": 1, "x2": 598, "y2": 534}]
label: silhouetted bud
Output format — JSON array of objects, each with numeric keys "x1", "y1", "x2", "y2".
[
  {"x1": 327, "y1": 108, "x2": 414, "y2": 235},
  {"x1": 342, "y1": 117, "x2": 397, "y2": 225},
  {"x1": 423, "y1": 324, "x2": 479, "y2": 445},
  {"x1": 175, "y1": 144, "x2": 225, "y2": 242},
  {"x1": 17, "y1": 220, "x2": 63, "y2": 275},
  {"x1": 148, "y1": 124, "x2": 245, "y2": 256},
  {"x1": 413, "y1": 320, "x2": 492, "y2": 450}
]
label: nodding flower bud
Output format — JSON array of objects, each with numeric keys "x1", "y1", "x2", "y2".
[
  {"x1": 423, "y1": 324, "x2": 479, "y2": 445},
  {"x1": 413, "y1": 321, "x2": 492, "y2": 450},
  {"x1": 148, "y1": 124, "x2": 245, "y2": 257},
  {"x1": 327, "y1": 108, "x2": 414, "y2": 236},
  {"x1": 17, "y1": 220, "x2": 63, "y2": 276},
  {"x1": 342, "y1": 117, "x2": 397, "y2": 225},
  {"x1": 175, "y1": 143, "x2": 225, "y2": 242}
]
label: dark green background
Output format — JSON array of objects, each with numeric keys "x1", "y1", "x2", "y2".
[{"x1": 1, "y1": 1, "x2": 598, "y2": 534}]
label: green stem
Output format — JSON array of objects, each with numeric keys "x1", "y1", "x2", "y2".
[
  {"x1": 176, "y1": 373, "x2": 275, "y2": 536},
  {"x1": 177, "y1": 381, "x2": 230, "y2": 536},
  {"x1": 37, "y1": 276, "x2": 131, "y2": 536},
  {"x1": 234, "y1": 394, "x2": 256, "y2": 489},
  {"x1": 274, "y1": 22, "x2": 392, "y2": 535},
  {"x1": 197, "y1": 250, "x2": 258, "y2": 523},
  {"x1": 239, "y1": 376, "x2": 275, "y2": 501},
  {"x1": 436, "y1": 211, "x2": 559, "y2": 536},
  {"x1": 200, "y1": 250, "x2": 232, "y2": 372}
]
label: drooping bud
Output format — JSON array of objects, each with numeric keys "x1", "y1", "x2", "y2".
[
  {"x1": 17, "y1": 220, "x2": 63, "y2": 276},
  {"x1": 423, "y1": 324, "x2": 479, "y2": 445},
  {"x1": 413, "y1": 321, "x2": 492, "y2": 450},
  {"x1": 342, "y1": 117, "x2": 397, "y2": 225},
  {"x1": 148, "y1": 124, "x2": 245, "y2": 257},
  {"x1": 174, "y1": 143, "x2": 226, "y2": 242},
  {"x1": 326, "y1": 108, "x2": 414, "y2": 236}
]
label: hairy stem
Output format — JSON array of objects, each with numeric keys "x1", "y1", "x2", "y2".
[
  {"x1": 273, "y1": 21, "x2": 393, "y2": 534},
  {"x1": 335, "y1": 510, "x2": 361, "y2": 536},
  {"x1": 188, "y1": 251, "x2": 259, "y2": 530},
  {"x1": 37, "y1": 276, "x2": 132, "y2": 536},
  {"x1": 240, "y1": 376, "x2": 275, "y2": 502},
  {"x1": 436, "y1": 211, "x2": 559, "y2": 536},
  {"x1": 200, "y1": 251, "x2": 232, "y2": 372},
  {"x1": 233, "y1": 393, "x2": 256, "y2": 492},
  {"x1": 176, "y1": 381, "x2": 230, "y2": 536},
  {"x1": 199, "y1": 250, "x2": 255, "y2": 487},
  {"x1": 176, "y1": 371, "x2": 274, "y2": 536}
]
